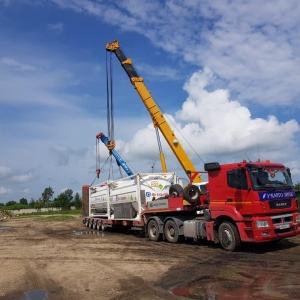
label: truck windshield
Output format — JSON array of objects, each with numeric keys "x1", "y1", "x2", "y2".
[{"x1": 248, "y1": 166, "x2": 294, "y2": 191}]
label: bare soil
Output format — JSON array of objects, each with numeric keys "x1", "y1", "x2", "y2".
[{"x1": 0, "y1": 215, "x2": 300, "y2": 300}]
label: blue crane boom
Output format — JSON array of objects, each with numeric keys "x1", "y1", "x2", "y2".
[{"x1": 96, "y1": 132, "x2": 134, "y2": 177}]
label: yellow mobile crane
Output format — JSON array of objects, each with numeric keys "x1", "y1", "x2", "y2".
[{"x1": 106, "y1": 40, "x2": 202, "y2": 183}]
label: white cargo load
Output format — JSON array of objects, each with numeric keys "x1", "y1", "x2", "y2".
[{"x1": 89, "y1": 173, "x2": 179, "y2": 220}]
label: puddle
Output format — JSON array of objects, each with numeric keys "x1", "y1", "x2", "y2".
[
  {"x1": 18, "y1": 289, "x2": 48, "y2": 300},
  {"x1": 171, "y1": 274, "x2": 300, "y2": 299},
  {"x1": 0, "y1": 226, "x2": 14, "y2": 230},
  {"x1": 72, "y1": 230, "x2": 104, "y2": 237}
]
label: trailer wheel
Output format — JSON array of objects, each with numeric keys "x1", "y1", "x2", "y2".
[
  {"x1": 218, "y1": 222, "x2": 241, "y2": 251},
  {"x1": 169, "y1": 184, "x2": 183, "y2": 197},
  {"x1": 101, "y1": 222, "x2": 106, "y2": 231},
  {"x1": 183, "y1": 185, "x2": 200, "y2": 204},
  {"x1": 164, "y1": 219, "x2": 179, "y2": 243},
  {"x1": 85, "y1": 220, "x2": 89, "y2": 227},
  {"x1": 93, "y1": 221, "x2": 97, "y2": 230},
  {"x1": 147, "y1": 219, "x2": 162, "y2": 242},
  {"x1": 96, "y1": 222, "x2": 102, "y2": 231},
  {"x1": 89, "y1": 221, "x2": 93, "y2": 229}
]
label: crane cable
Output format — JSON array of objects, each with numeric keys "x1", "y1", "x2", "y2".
[
  {"x1": 106, "y1": 52, "x2": 114, "y2": 141},
  {"x1": 105, "y1": 51, "x2": 115, "y2": 179}
]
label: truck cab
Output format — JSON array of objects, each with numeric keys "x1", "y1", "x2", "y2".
[{"x1": 205, "y1": 161, "x2": 300, "y2": 250}]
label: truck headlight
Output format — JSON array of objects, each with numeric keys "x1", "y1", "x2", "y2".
[{"x1": 256, "y1": 220, "x2": 269, "y2": 228}]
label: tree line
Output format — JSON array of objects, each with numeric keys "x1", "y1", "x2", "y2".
[{"x1": 0, "y1": 186, "x2": 82, "y2": 210}]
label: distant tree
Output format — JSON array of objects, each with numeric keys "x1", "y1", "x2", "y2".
[
  {"x1": 34, "y1": 200, "x2": 43, "y2": 210},
  {"x1": 0, "y1": 203, "x2": 4, "y2": 207},
  {"x1": 19, "y1": 198, "x2": 28, "y2": 205},
  {"x1": 6, "y1": 201, "x2": 16, "y2": 206},
  {"x1": 28, "y1": 198, "x2": 36, "y2": 208},
  {"x1": 42, "y1": 186, "x2": 54, "y2": 207},
  {"x1": 295, "y1": 182, "x2": 300, "y2": 191},
  {"x1": 54, "y1": 189, "x2": 73, "y2": 210},
  {"x1": 73, "y1": 192, "x2": 82, "y2": 209}
]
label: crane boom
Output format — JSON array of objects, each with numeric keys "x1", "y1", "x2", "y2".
[
  {"x1": 96, "y1": 132, "x2": 134, "y2": 177},
  {"x1": 106, "y1": 40, "x2": 202, "y2": 182}
]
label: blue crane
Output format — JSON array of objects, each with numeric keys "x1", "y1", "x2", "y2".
[{"x1": 96, "y1": 132, "x2": 134, "y2": 177}]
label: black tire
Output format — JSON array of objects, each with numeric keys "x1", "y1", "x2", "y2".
[
  {"x1": 164, "y1": 219, "x2": 179, "y2": 243},
  {"x1": 101, "y1": 222, "x2": 106, "y2": 231},
  {"x1": 89, "y1": 221, "x2": 93, "y2": 229},
  {"x1": 96, "y1": 222, "x2": 102, "y2": 231},
  {"x1": 93, "y1": 221, "x2": 97, "y2": 230},
  {"x1": 85, "y1": 220, "x2": 89, "y2": 227},
  {"x1": 169, "y1": 184, "x2": 183, "y2": 197},
  {"x1": 147, "y1": 219, "x2": 162, "y2": 242},
  {"x1": 218, "y1": 222, "x2": 241, "y2": 251},
  {"x1": 183, "y1": 185, "x2": 200, "y2": 204}
]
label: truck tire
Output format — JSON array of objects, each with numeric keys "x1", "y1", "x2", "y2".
[
  {"x1": 164, "y1": 219, "x2": 179, "y2": 243},
  {"x1": 93, "y1": 222, "x2": 98, "y2": 230},
  {"x1": 218, "y1": 222, "x2": 241, "y2": 251},
  {"x1": 89, "y1": 221, "x2": 94, "y2": 229},
  {"x1": 183, "y1": 185, "x2": 200, "y2": 204},
  {"x1": 169, "y1": 184, "x2": 183, "y2": 197},
  {"x1": 147, "y1": 219, "x2": 162, "y2": 242},
  {"x1": 101, "y1": 222, "x2": 106, "y2": 231},
  {"x1": 85, "y1": 220, "x2": 89, "y2": 227},
  {"x1": 96, "y1": 222, "x2": 102, "y2": 231}
]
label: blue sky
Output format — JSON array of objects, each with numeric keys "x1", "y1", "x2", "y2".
[{"x1": 0, "y1": 0, "x2": 299, "y2": 203}]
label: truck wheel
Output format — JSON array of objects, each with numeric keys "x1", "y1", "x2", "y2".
[
  {"x1": 169, "y1": 184, "x2": 183, "y2": 197},
  {"x1": 93, "y1": 222, "x2": 97, "y2": 230},
  {"x1": 85, "y1": 220, "x2": 89, "y2": 227},
  {"x1": 164, "y1": 219, "x2": 179, "y2": 243},
  {"x1": 218, "y1": 222, "x2": 241, "y2": 251},
  {"x1": 183, "y1": 185, "x2": 200, "y2": 204},
  {"x1": 147, "y1": 219, "x2": 162, "y2": 242},
  {"x1": 101, "y1": 223, "x2": 106, "y2": 231},
  {"x1": 96, "y1": 222, "x2": 102, "y2": 231},
  {"x1": 89, "y1": 221, "x2": 93, "y2": 229}
]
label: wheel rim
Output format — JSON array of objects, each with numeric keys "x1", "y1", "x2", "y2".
[
  {"x1": 150, "y1": 225, "x2": 157, "y2": 237},
  {"x1": 221, "y1": 228, "x2": 232, "y2": 247}
]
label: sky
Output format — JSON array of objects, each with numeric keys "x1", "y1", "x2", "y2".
[{"x1": 0, "y1": 0, "x2": 300, "y2": 203}]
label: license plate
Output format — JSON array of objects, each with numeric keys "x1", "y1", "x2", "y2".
[{"x1": 278, "y1": 224, "x2": 290, "y2": 229}]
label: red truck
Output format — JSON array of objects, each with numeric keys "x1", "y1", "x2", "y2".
[{"x1": 82, "y1": 160, "x2": 300, "y2": 251}]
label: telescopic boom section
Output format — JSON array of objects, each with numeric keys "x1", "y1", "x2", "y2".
[
  {"x1": 96, "y1": 132, "x2": 134, "y2": 177},
  {"x1": 106, "y1": 40, "x2": 202, "y2": 182}
]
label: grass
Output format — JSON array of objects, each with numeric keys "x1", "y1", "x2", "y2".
[{"x1": 19, "y1": 209, "x2": 82, "y2": 222}]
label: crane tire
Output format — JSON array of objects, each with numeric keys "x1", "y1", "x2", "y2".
[
  {"x1": 169, "y1": 184, "x2": 183, "y2": 197},
  {"x1": 183, "y1": 185, "x2": 200, "y2": 204}
]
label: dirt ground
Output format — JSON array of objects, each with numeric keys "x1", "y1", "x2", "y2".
[{"x1": 0, "y1": 215, "x2": 300, "y2": 300}]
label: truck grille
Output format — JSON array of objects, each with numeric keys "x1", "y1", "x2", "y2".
[{"x1": 271, "y1": 214, "x2": 293, "y2": 234}]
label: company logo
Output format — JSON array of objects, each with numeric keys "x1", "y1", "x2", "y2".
[{"x1": 259, "y1": 191, "x2": 295, "y2": 201}]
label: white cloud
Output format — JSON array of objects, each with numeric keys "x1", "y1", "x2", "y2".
[
  {"x1": 50, "y1": 0, "x2": 300, "y2": 107},
  {"x1": 50, "y1": 145, "x2": 89, "y2": 166},
  {"x1": 121, "y1": 69, "x2": 300, "y2": 167},
  {"x1": 11, "y1": 173, "x2": 33, "y2": 183},
  {"x1": 0, "y1": 166, "x2": 13, "y2": 178},
  {"x1": 1, "y1": 57, "x2": 36, "y2": 72},
  {"x1": 47, "y1": 22, "x2": 64, "y2": 32},
  {"x1": 0, "y1": 187, "x2": 12, "y2": 195}
]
